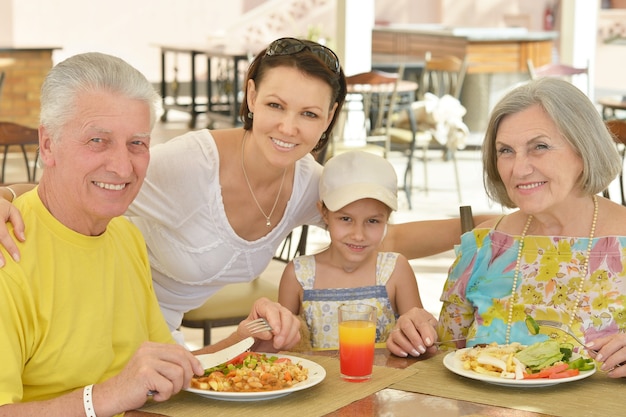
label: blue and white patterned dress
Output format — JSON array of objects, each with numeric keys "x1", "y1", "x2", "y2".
[{"x1": 294, "y1": 252, "x2": 399, "y2": 349}]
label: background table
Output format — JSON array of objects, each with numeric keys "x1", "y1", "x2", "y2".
[
  {"x1": 157, "y1": 45, "x2": 251, "y2": 128},
  {"x1": 598, "y1": 96, "x2": 626, "y2": 120}
]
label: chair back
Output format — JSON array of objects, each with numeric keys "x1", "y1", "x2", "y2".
[
  {"x1": 604, "y1": 119, "x2": 626, "y2": 205},
  {"x1": 345, "y1": 69, "x2": 401, "y2": 135},
  {"x1": 459, "y1": 205, "x2": 475, "y2": 234},
  {"x1": 419, "y1": 53, "x2": 467, "y2": 100},
  {"x1": 606, "y1": 119, "x2": 626, "y2": 146},
  {"x1": 526, "y1": 59, "x2": 590, "y2": 96},
  {"x1": 0, "y1": 71, "x2": 5, "y2": 103}
]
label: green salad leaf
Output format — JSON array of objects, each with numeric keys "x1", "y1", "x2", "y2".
[{"x1": 514, "y1": 340, "x2": 564, "y2": 371}]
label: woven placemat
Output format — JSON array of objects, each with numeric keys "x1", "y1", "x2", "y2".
[
  {"x1": 391, "y1": 354, "x2": 623, "y2": 417},
  {"x1": 139, "y1": 352, "x2": 418, "y2": 417}
]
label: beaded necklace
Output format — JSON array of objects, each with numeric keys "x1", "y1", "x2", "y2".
[{"x1": 505, "y1": 195, "x2": 598, "y2": 344}]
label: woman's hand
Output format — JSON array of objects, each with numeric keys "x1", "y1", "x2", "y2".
[
  {"x1": 386, "y1": 307, "x2": 438, "y2": 357},
  {"x1": 587, "y1": 333, "x2": 626, "y2": 378},
  {"x1": 0, "y1": 195, "x2": 25, "y2": 266},
  {"x1": 237, "y1": 297, "x2": 301, "y2": 352}
]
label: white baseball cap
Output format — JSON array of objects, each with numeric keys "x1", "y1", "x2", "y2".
[{"x1": 319, "y1": 151, "x2": 398, "y2": 211}]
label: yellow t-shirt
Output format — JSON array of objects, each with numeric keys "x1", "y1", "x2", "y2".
[{"x1": 0, "y1": 188, "x2": 173, "y2": 406}]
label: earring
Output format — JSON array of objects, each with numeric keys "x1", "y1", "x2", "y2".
[
  {"x1": 247, "y1": 111, "x2": 254, "y2": 119},
  {"x1": 320, "y1": 132, "x2": 327, "y2": 140}
]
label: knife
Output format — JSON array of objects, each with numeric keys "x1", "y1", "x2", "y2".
[{"x1": 195, "y1": 336, "x2": 255, "y2": 370}]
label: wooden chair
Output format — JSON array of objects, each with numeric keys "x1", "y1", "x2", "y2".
[
  {"x1": 460, "y1": 205, "x2": 475, "y2": 234},
  {"x1": 526, "y1": 59, "x2": 591, "y2": 96},
  {"x1": 182, "y1": 219, "x2": 309, "y2": 346},
  {"x1": 0, "y1": 121, "x2": 40, "y2": 184},
  {"x1": 605, "y1": 119, "x2": 626, "y2": 205},
  {"x1": 181, "y1": 277, "x2": 279, "y2": 346},
  {"x1": 387, "y1": 53, "x2": 468, "y2": 208},
  {"x1": 0, "y1": 71, "x2": 5, "y2": 102}
]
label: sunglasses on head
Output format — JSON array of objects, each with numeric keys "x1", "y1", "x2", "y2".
[{"x1": 264, "y1": 37, "x2": 341, "y2": 74}]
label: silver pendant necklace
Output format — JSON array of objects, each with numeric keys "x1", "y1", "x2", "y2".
[{"x1": 241, "y1": 133, "x2": 286, "y2": 227}]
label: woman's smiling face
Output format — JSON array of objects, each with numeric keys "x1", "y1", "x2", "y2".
[
  {"x1": 246, "y1": 65, "x2": 337, "y2": 167},
  {"x1": 495, "y1": 104, "x2": 584, "y2": 214}
]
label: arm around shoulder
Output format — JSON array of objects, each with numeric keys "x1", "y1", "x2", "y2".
[{"x1": 383, "y1": 214, "x2": 500, "y2": 260}]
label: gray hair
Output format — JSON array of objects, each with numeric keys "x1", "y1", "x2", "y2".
[
  {"x1": 482, "y1": 77, "x2": 621, "y2": 208},
  {"x1": 40, "y1": 52, "x2": 161, "y2": 140}
]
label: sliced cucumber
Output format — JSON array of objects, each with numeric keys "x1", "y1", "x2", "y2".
[{"x1": 525, "y1": 315, "x2": 540, "y2": 335}]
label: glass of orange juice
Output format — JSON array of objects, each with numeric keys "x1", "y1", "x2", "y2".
[{"x1": 338, "y1": 304, "x2": 377, "y2": 381}]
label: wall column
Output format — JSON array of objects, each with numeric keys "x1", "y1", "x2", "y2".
[{"x1": 335, "y1": 0, "x2": 374, "y2": 75}]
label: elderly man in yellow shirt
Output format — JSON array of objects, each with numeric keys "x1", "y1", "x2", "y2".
[{"x1": 0, "y1": 52, "x2": 300, "y2": 417}]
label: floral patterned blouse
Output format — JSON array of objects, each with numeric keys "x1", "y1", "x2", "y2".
[
  {"x1": 438, "y1": 227, "x2": 626, "y2": 350},
  {"x1": 293, "y1": 252, "x2": 399, "y2": 349}
]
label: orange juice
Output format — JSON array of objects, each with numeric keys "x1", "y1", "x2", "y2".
[{"x1": 339, "y1": 320, "x2": 376, "y2": 381}]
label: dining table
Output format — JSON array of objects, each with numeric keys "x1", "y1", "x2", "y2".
[
  {"x1": 128, "y1": 345, "x2": 620, "y2": 417},
  {"x1": 598, "y1": 96, "x2": 626, "y2": 120}
]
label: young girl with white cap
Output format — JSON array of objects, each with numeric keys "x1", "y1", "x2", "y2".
[{"x1": 278, "y1": 151, "x2": 436, "y2": 350}]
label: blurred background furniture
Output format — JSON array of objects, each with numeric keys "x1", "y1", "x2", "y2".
[
  {"x1": 605, "y1": 119, "x2": 626, "y2": 205},
  {"x1": 0, "y1": 122, "x2": 40, "y2": 184},
  {"x1": 371, "y1": 26, "x2": 556, "y2": 133},
  {"x1": 157, "y1": 44, "x2": 250, "y2": 128},
  {"x1": 331, "y1": 68, "x2": 406, "y2": 159},
  {"x1": 598, "y1": 96, "x2": 626, "y2": 120},
  {"x1": 526, "y1": 58, "x2": 591, "y2": 96},
  {"x1": 181, "y1": 277, "x2": 279, "y2": 345},
  {"x1": 0, "y1": 71, "x2": 6, "y2": 102},
  {"x1": 388, "y1": 53, "x2": 468, "y2": 208},
  {"x1": 0, "y1": 57, "x2": 14, "y2": 105},
  {"x1": 459, "y1": 205, "x2": 475, "y2": 234}
]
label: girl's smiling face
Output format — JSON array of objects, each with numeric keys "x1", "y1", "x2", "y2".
[{"x1": 323, "y1": 198, "x2": 390, "y2": 262}]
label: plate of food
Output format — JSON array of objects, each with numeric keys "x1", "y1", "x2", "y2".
[
  {"x1": 443, "y1": 341, "x2": 596, "y2": 387},
  {"x1": 186, "y1": 352, "x2": 326, "y2": 401}
]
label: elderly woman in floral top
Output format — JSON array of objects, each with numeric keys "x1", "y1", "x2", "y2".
[{"x1": 388, "y1": 78, "x2": 626, "y2": 378}]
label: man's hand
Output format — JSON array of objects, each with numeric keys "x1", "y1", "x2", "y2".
[{"x1": 102, "y1": 342, "x2": 204, "y2": 414}]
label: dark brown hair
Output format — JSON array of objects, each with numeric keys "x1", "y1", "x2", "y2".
[{"x1": 239, "y1": 40, "x2": 347, "y2": 153}]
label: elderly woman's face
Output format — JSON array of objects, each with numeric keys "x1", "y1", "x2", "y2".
[{"x1": 494, "y1": 104, "x2": 584, "y2": 214}]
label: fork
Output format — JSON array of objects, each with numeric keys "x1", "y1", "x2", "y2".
[
  {"x1": 433, "y1": 336, "x2": 488, "y2": 346},
  {"x1": 245, "y1": 318, "x2": 273, "y2": 335},
  {"x1": 534, "y1": 319, "x2": 596, "y2": 352}
]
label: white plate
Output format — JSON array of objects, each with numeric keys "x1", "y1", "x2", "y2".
[
  {"x1": 185, "y1": 353, "x2": 326, "y2": 401},
  {"x1": 443, "y1": 348, "x2": 596, "y2": 388}
]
